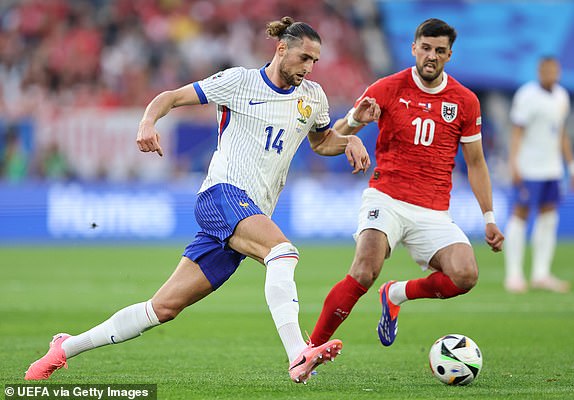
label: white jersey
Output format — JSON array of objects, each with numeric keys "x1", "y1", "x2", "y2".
[
  {"x1": 510, "y1": 81, "x2": 570, "y2": 180},
  {"x1": 194, "y1": 66, "x2": 331, "y2": 215}
]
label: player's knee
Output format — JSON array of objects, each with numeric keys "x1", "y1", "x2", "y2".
[
  {"x1": 451, "y1": 264, "x2": 478, "y2": 291},
  {"x1": 349, "y1": 261, "x2": 379, "y2": 288}
]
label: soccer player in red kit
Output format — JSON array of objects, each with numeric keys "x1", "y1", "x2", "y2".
[{"x1": 309, "y1": 18, "x2": 504, "y2": 347}]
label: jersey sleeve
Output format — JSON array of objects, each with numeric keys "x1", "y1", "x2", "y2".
[
  {"x1": 460, "y1": 91, "x2": 482, "y2": 143},
  {"x1": 312, "y1": 86, "x2": 331, "y2": 132},
  {"x1": 509, "y1": 85, "x2": 531, "y2": 127},
  {"x1": 193, "y1": 67, "x2": 246, "y2": 106},
  {"x1": 560, "y1": 86, "x2": 571, "y2": 120}
]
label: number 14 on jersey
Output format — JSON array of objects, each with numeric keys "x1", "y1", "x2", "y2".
[{"x1": 265, "y1": 126, "x2": 284, "y2": 154}]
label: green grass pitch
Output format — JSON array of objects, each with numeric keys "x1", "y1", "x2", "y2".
[{"x1": 1, "y1": 242, "x2": 573, "y2": 399}]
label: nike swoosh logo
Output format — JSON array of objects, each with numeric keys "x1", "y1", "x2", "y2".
[
  {"x1": 110, "y1": 335, "x2": 118, "y2": 344},
  {"x1": 289, "y1": 355, "x2": 306, "y2": 370},
  {"x1": 249, "y1": 100, "x2": 266, "y2": 105}
]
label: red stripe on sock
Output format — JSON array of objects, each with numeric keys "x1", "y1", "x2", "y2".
[
  {"x1": 405, "y1": 271, "x2": 468, "y2": 300},
  {"x1": 310, "y1": 274, "x2": 368, "y2": 346}
]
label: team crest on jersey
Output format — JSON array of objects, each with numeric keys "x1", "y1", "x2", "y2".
[
  {"x1": 297, "y1": 98, "x2": 312, "y2": 124},
  {"x1": 441, "y1": 102, "x2": 458, "y2": 123}
]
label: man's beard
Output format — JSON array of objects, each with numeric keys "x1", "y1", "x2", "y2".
[
  {"x1": 279, "y1": 62, "x2": 302, "y2": 87},
  {"x1": 416, "y1": 64, "x2": 441, "y2": 83}
]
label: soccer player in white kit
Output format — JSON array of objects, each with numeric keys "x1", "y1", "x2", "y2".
[
  {"x1": 504, "y1": 56, "x2": 574, "y2": 293},
  {"x1": 25, "y1": 16, "x2": 378, "y2": 384}
]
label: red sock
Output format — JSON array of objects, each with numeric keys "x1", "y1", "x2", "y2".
[
  {"x1": 405, "y1": 271, "x2": 468, "y2": 300},
  {"x1": 310, "y1": 274, "x2": 368, "y2": 346}
]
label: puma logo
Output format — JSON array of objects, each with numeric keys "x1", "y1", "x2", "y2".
[{"x1": 399, "y1": 98, "x2": 411, "y2": 108}]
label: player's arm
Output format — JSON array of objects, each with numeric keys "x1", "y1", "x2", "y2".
[
  {"x1": 307, "y1": 129, "x2": 370, "y2": 174},
  {"x1": 461, "y1": 140, "x2": 504, "y2": 252},
  {"x1": 508, "y1": 124, "x2": 525, "y2": 185},
  {"x1": 137, "y1": 83, "x2": 203, "y2": 157},
  {"x1": 560, "y1": 126, "x2": 574, "y2": 187},
  {"x1": 332, "y1": 97, "x2": 380, "y2": 135}
]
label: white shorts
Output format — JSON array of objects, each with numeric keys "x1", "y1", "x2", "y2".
[{"x1": 354, "y1": 188, "x2": 471, "y2": 267}]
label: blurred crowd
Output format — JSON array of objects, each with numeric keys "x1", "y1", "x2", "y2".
[
  {"x1": 0, "y1": 0, "x2": 379, "y2": 117},
  {"x1": 0, "y1": 0, "x2": 516, "y2": 184},
  {"x1": 0, "y1": 0, "x2": 388, "y2": 181}
]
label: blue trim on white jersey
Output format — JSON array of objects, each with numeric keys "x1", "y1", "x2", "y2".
[
  {"x1": 193, "y1": 82, "x2": 208, "y2": 104},
  {"x1": 315, "y1": 123, "x2": 331, "y2": 132},
  {"x1": 259, "y1": 65, "x2": 296, "y2": 95}
]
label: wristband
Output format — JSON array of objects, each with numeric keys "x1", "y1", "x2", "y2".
[
  {"x1": 483, "y1": 211, "x2": 496, "y2": 225},
  {"x1": 569, "y1": 161, "x2": 574, "y2": 176},
  {"x1": 347, "y1": 113, "x2": 363, "y2": 128}
]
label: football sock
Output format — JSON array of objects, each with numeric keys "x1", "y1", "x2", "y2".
[
  {"x1": 504, "y1": 215, "x2": 526, "y2": 281},
  {"x1": 388, "y1": 280, "x2": 408, "y2": 306},
  {"x1": 264, "y1": 242, "x2": 306, "y2": 363},
  {"x1": 61, "y1": 300, "x2": 160, "y2": 358},
  {"x1": 405, "y1": 271, "x2": 468, "y2": 300},
  {"x1": 531, "y1": 211, "x2": 558, "y2": 281},
  {"x1": 309, "y1": 274, "x2": 367, "y2": 346}
]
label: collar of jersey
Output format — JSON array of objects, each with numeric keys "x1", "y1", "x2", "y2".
[
  {"x1": 411, "y1": 66, "x2": 448, "y2": 94},
  {"x1": 260, "y1": 64, "x2": 296, "y2": 95}
]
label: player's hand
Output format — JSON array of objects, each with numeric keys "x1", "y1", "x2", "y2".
[
  {"x1": 485, "y1": 223, "x2": 504, "y2": 252},
  {"x1": 136, "y1": 121, "x2": 164, "y2": 157},
  {"x1": 353, "y1": 97, "x2": 380, "y2": 124},
  {"x1": 345, "y1": 135, "x2": 371, "y2": 174},
  {"x1": 510, "y1": 164, "x2": 521, "y2": 185}
]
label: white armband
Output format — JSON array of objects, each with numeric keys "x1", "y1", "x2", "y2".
[
  {"x1": 347, "y1": 112, "x2": 363, "y2": 128},
  {"x1": 483, "y1": 211, "x2": 496, "y2": 225}
]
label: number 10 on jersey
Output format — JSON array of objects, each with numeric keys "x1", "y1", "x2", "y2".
[
  {"x1": 265, "y1": 126, "x2": 284, "y2": 154},
  {"x1": 412, "y1": 117, "x2": 435, "y2": 146}
]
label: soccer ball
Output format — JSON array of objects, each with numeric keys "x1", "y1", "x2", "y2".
[{"x1": 428, "y1": 334, "x2": 482, "y2": 386}]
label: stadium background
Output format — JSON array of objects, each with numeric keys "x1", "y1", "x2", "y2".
[{"x1": 1, "y1": 0, "x2": 574, "y2": 244}]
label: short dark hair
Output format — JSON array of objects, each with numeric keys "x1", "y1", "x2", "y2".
[
  {"x1": 266, "y1": 16, "x2": 321, "y2": 46},
  {"x1": 539, "y1": 55, "x2": 558, "y2": 64},
  {"x1": 414, "y1": 18, "x2": 457, "y2": 48}
]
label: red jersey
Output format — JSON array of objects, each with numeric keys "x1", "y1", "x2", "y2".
[{"x1": 356, "y1": 67, "x2": 482, "y2": 210}]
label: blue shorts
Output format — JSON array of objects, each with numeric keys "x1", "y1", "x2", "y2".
[
  {"x1": 512, "y1": 180, "x2": 561, "y2": 209},
  {"x1": 182, "y1": 183, "x2": 264, "y2": 289}
]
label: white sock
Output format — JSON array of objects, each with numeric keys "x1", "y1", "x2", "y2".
[
  {"x1": 62, "y1": 300, "x2": 160, "y2": 358},
  {"x1": 531, "y1": 211, "x2": 558, "y2": 281},
  {"x1": 504, "y1": 215, "x2": 527, "y2": 281},
  {"x1": 388, "y1": 281, "x2": 408, "y2": 305},
  {"x1": 264, "y1": 242, "x2": 306, "y2": 363}
]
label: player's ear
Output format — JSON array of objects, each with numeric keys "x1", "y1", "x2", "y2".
[
  {"x1": 411, "y1": 41, "x2": 416, "y2": 57},
  {"x1": 277, "y1": 40, "x2": 288, "y2": 57}
]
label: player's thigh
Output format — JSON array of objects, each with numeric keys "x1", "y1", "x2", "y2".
[
  {"x1": 228, "y1": 214, "x2": 289, "y2": 262},
  {"x1": 354, "y1": 188, "x2": 404, "y2": 257},
  {"x1": 349, "y1": 229, "x2": 390, "y2": 287},
  {"x1": 404, "y1": 209, "x2": 471, "y2": 268},
  {"x1": 539, "y1": 180, "x2": 561, "y2": 212},
  {"x1": 152, "y1": 257, "x2": 214, "y2": 321}
]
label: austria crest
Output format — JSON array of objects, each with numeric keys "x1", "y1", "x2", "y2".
[{"x1": 441, "y1": 102, "x2": 458, "y2": 123}]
